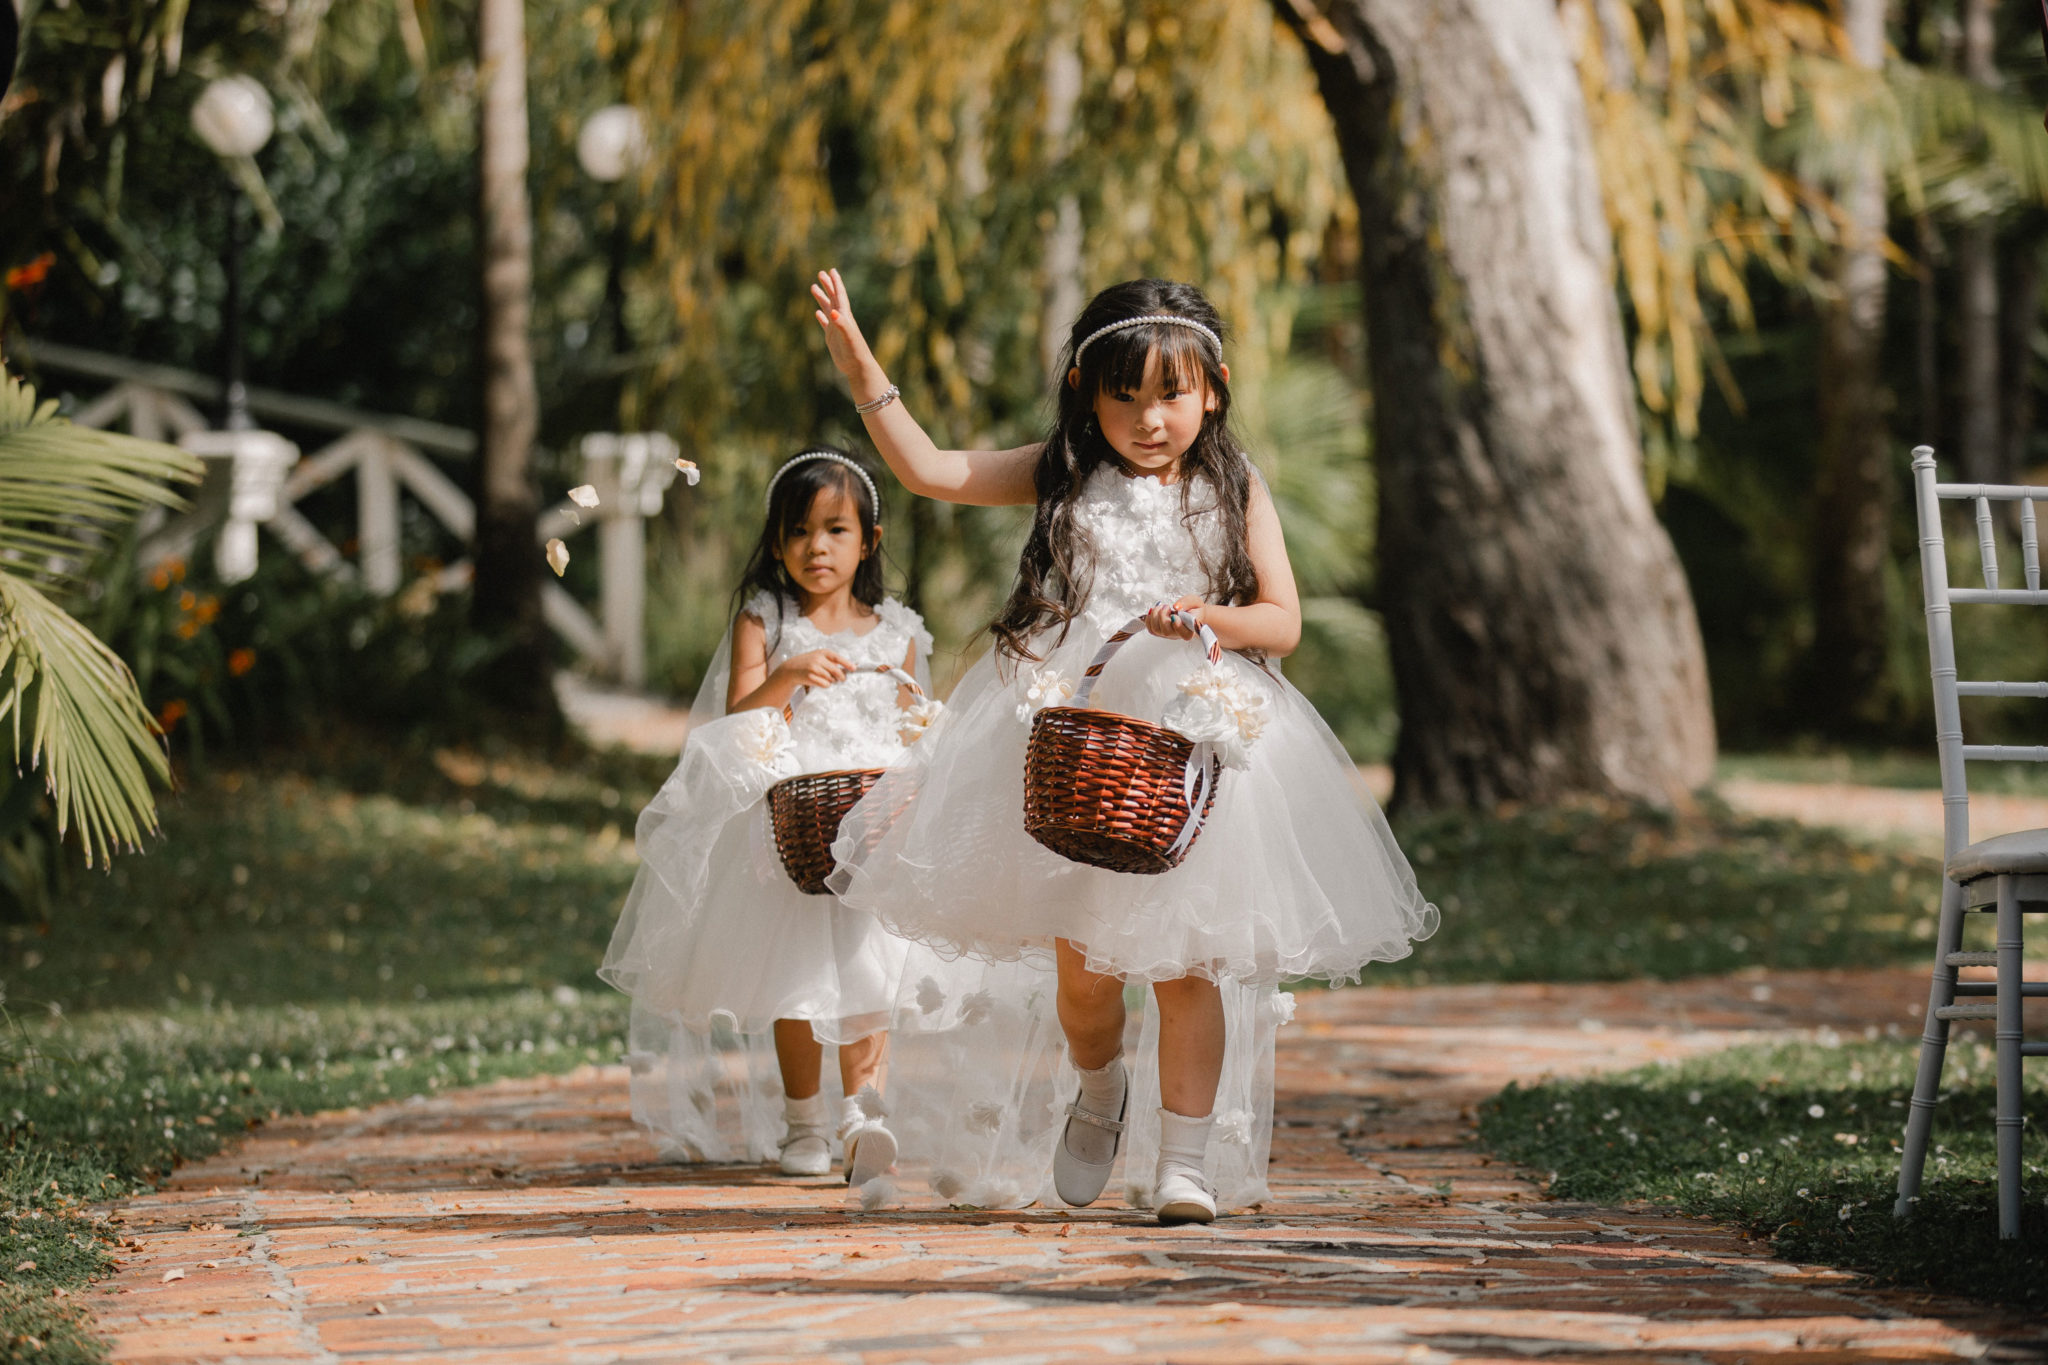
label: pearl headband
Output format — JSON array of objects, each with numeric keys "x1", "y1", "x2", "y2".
[
  {"x1": 1073, "y1": 314, "x2": 1223, "y2": 367},
  {"x1": 764, "y1": 450, "x2": 882, "y2": 524}
]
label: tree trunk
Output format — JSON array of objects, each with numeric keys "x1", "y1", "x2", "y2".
[
  {"x1": 1804, "y1": 0, "x2": 1892, "y2": 734},
  {"x1": 2001, "y1": 235, "x2": 2040, "y2": 477},
  {"x1": 472, "y1": 0, "x2": 554, "y2": 718},
  {"x1": 1273, "y1": 0, "x2": 1716, "y2": 810},
  {"x1": 1956, "y1": 0, "x2": 2003, "y2": 483}
]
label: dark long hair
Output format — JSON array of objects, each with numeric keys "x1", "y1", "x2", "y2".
[
  {"x1": 990, "y1": 279, "x2": 1258, "y2": 663},
  {"x1": 733, "y1": 446, "x2": 887, "y2": 644}
]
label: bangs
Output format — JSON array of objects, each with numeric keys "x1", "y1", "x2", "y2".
[
  {"x1": 771, "y1": 462, "x2": 869, "y2": 539},
  {"x1": 1084, "y1": 322, "x2": 1215, "y2": 395}
]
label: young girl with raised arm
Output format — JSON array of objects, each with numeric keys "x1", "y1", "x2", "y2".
[
  {"x1": 813, "y1": 271, "x2": 1439, "y2": 1223},
  {"x1": 601, "y1": 446, "x2": 967, "y2": 1194}
]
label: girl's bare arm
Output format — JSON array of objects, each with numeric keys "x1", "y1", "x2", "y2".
[
  {"x1": 1146, "y1": 475, "x2": 1303, "y2": 656},
  {"x1": 811, "y1": 269, "x2": 1039, "y2": 507}
]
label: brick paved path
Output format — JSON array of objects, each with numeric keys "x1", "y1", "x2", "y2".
[{"x1": 89, "y1": 968, "x2": 2043, "y2": 1364}]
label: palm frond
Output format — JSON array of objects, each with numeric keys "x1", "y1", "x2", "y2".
[
  {"x1": 0, "y1": 370, "x2": 202, "y2": 866},
  {"x1": 0, "y1": 373, "x2": 202, "y2": 582},
  {"x1": 0, "y1": 572, "x2": 167, "y2": 867}
]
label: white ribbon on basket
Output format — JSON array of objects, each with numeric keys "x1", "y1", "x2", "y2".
[{"x1": 1067, "y1": 602, "x2": 1227, "y2": 862}]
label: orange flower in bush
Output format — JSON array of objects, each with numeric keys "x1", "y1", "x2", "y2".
[
  {"x1": 156, "y1": 699, "x2": 188, "y2": 733},
  {"x1": 148, "y1": 558, "x2": 186, "y2": 592},
  {"x1": 227, "y1": 648, "x2": 256, "y2": 677},
  {"x1": 4, "y1": 253, "x2": 54, "y2": 291},
  {"x1": 193, "y1": 596, "x2": 220, "y2": 626}
]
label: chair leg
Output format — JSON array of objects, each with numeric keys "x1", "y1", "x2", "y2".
[
  {"x1": 1897, "y1": 877, "x2": 1966, "y2": 1218},
  {"x1": 1996, "y1": 875, "x2": 2024, "y2": 1239}
]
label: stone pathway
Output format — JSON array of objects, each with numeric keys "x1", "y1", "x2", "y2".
[{"x1": 89, "y1": 967, "x2": 2044, "y2": 1364}]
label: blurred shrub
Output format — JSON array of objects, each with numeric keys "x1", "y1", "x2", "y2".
[{"x1": 78, "y1": 540, "x2": 526, "y2": 765}]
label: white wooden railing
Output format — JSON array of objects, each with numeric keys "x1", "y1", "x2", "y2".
[{"x1": 24, "y1": 339, "x2": 675, "y2": 686}]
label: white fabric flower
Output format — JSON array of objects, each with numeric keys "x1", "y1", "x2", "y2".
[
  {"x1": 1262, "y1": 990, "x2": 1297, "y2": 1025},
  {"x1": 1014, "y1": 667, "x2": 1078, "y2": 723},
  {"x1": 1160, "y1": 662, "x2": 1270, "y2": 770},
  {"x1": 957, "y1": 991, "x2": 995, "y2": 1027},
  {"x1": 1214, "y1": 1108, "x2": 1256, "y2": 1147},
  {"x1": 897, "y1": 695, "x2": 945, "y2": 746},
  {"x1": 965, "y1": 1100, "x2": 1004, "y2": 1135},
  {"x1": 733, "y1": 709, "x2": 799, "y2": 781},
  {"x1": 916, "y1": 977, "x2": 947, "y2": 1014}
]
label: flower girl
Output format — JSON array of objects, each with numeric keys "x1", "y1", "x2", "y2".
[
  {"x1": 813, "y1": 272, "x2": 1439, "y2": 1223},
  {"x1": 600, "y1": 446, "x2": 960, "y2": 1190}
]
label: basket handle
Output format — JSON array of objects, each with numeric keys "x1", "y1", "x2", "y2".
[
  {"x1": 1070, "y1": 603, "x2": 1222, "y2": 708},
  {"x1": 784, "y1": 663, "x2": 925, "y2": 721}
]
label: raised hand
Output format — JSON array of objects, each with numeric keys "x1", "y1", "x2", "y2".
[{"x1": 810, "y1": 269, "x2": 878, "y2": 385}]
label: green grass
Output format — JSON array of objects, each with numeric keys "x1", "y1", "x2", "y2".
[
  {"x1": 0, "y1": 735, "x2": 666, "y2": 1361},
  {"x1": 1381, "y1": 798, "x2": 1940, "y2": 982},
  {"x1": 1479, "y1": 1037, "x2": 2048, "y2": 1309}
]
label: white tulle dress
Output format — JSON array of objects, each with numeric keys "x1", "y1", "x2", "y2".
[
  {"x1": 829, "y1": 462, "x2": 1440, "y2": 1211},
  {"x1": 600, "y1": 590, "x2": 998, "y2": 1167}
]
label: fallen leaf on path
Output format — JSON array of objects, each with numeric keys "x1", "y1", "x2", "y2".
[
  {"x1": 13, "y1": 1260, "x2": 33, "y2": 1272},
  {"x1": 369, "y1": 1303, "x2": 386, "y2": 1315},
  {"x1": 161, "y1": 1269, "x2": 184, "y2": 1283}
]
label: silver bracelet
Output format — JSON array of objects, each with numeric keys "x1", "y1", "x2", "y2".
[{"x1": 854, "y1": 384, "x2": 901, "y2": 415}]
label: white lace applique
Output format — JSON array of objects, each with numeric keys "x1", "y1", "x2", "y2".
[{"x1": 1070, "y1": 467, "x2": 1227, "y2": 637}]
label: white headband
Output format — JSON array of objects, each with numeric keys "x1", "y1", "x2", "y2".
[
  {"x1": 764, "y1": 450, "x2": 882, "y2": 523},
  {"x1": 1073, "y1": 314, "x2": 1223, "y2": 367}
]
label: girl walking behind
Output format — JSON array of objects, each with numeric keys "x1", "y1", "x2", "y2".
[
  {"x1": 601, "y1": 446, "x2": 973, "y2": 1196},
  {"x1": 813, "y1": 272, "x2": 1439, "y2": 1223}
]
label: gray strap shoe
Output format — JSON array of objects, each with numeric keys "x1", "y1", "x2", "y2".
[{"x1": 1052, "y1": 1088, "x2": 1128, "y2": 1207}]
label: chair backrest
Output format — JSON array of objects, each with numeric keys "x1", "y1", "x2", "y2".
[{"x1": 1911, "y1": 445, "x2": 2048, "y2": 861}]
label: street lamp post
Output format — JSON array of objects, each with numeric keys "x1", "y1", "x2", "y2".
[
  {"x1": 189, "y1": 75, "x2": 274, "y2": 431},
  {"x1": 575, "y1": 104, "x2": 647, "y2": 360},
  {"x1": 186, "y1": 76, "x2": 294, "y2": 584}
]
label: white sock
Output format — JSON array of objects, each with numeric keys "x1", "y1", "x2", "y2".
[
  {"x1": 1156, "y1": 1107, "x2": 1214, "y2": 1188},
  {"x1": 784, "y1": 1092, "x2": 829, "y2": 1133},
  {"x1": 1064, "y1": 1055, "x2": 1127, "y2": 1166}
]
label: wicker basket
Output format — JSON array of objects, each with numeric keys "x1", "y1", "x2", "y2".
[
  {"x1": 1023, "y1": 611, "x2": 1225, "y2": 875},
  {"x1": 766, "y1": 664, "x2": 926, "y2": 895}
]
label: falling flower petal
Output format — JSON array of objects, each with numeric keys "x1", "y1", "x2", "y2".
[
  {"x1": 161, "y1": 1268, "x2": 185, "y2": 1283},
  {"x1": 545, "y1": 539, "x2": 570, "y2": 577},
  {"x1": 567, "y1": 485, "x2": 600, "y2": 508},
  {"x1": 674, "y1": 458, "x2": 700, "y2": 486}
]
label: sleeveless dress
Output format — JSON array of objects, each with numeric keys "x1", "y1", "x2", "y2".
[
  {"x1": 599, "y1": 592, "x2": 991, "y2": 1165},
  {"x1": 829, "y1": 463, "x2": 1439, "y2": 1211}
]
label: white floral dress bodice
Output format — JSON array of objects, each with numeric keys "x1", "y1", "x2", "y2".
[
  {"x1": 1071, "y1": 464, "x2": 1229, "y2": 637},
  {"x1": 746, "y1": 592, "x2": 932, "y2": 771}
]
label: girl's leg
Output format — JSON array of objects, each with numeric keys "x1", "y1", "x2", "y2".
[
  {"x1": 1053, "y1": 938, "x2": 1130, "y2": 1205},
  {"x1": 772, "y1": 1018, "x2": 825, "y2": 1099},
  {"x1": 1151, "y1": 975, "x2": 1225, "y2": 1117},
  {"x1": 1149, "y1": 974, "x2": 1226, "y2": 1225},
  {"x1": 836, "y1": 1030, "x2": 889, "y2": 1095},
  {"x1": 771, "y1": 1019, "x2": 832, "y2": 1176},
  {"x1": 837, "y1": 1031, "x2": 896, "y2": 1187},
  {"x1": 1055, "y1": 938, "x2": 1125, "y2": 1067}
]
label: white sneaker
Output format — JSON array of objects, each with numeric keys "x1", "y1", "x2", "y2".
[
  {"x1": 841, "y1": 1085, "x2": 898, "y2": 1188},
  {"x1": 1154, "y1": 1162, "x2": 1216, "y2": 1225},
  {"x1": 778, "y1": 1093, "x2": 833, "y2": 1176},
  {"x1": 1154, "y1": 1107, "x2": 1217, "y2": 1225}
]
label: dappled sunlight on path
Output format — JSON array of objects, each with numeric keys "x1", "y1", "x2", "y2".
[{"x1": 87, "y1": 967, "x2": 2044, "y2": 1363}]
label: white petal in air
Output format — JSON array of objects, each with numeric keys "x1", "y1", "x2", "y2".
[
  {"x1": 545, "y1": 538, "x2": 570, "y2": 576},
  {"x1": 567, "y1": 484, "x2": 600, "y2": 508},
  {"x1": 674, "y1": 458, "x2": 701, "y2": 486}
]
